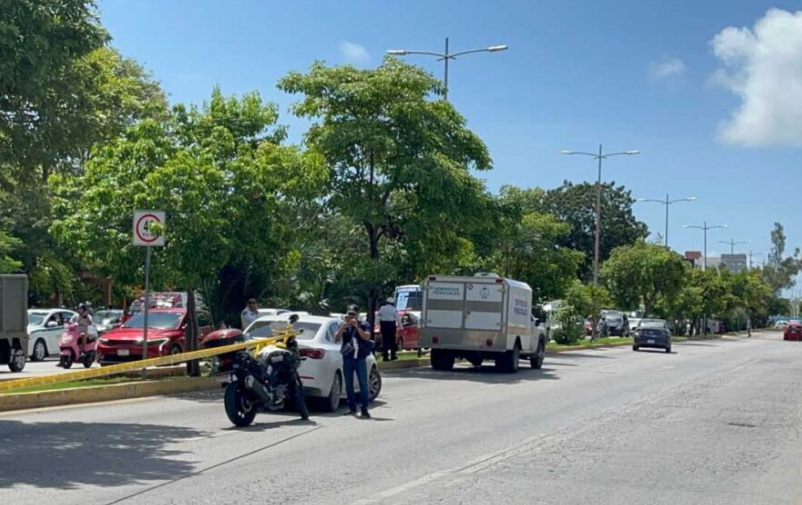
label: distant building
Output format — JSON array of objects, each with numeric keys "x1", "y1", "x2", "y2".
[
  {"x1": 721, "y1": 254, "x2": 747, "y2": 273},
  {"x1": 685, "y1": 251, "x2": 702, "y2": 268}
]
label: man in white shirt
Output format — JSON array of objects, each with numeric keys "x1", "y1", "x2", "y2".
[
  {"x1": 377, "y1": 299, "x2": 401, "y2": 361},
  {"x1": 241, "y1": 298, "x2": 259, "y2": 330}
]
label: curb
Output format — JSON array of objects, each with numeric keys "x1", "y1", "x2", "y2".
[
  {"x1": 377, "y1": 358, "x2": 430, "y2": 370},
  {"x1": 0, "y1": 377, "x2": 216, "y2": 413}
]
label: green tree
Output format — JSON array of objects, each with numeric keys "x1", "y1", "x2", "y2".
[
  {"x1": 52, "y1": 88, "x2": 322, "y2": 371},
  {"x1": 602, "y1": 240, "x2": 687, "y2": 316},
  {"x1": 763, "y1": 222, "x2": 801, "y2": 293},
  {"x1": 484, "y1": 186, "x2": 583, "y2": 304},
  {"x1": 564, "y1": 280, "x2": 611, "y2": 329},
  {"x1": 278, "y1": 58, "x2": 492, "y2": 322},
  {"x1": 542, "y1": 180, "x2": 648, "y2": 280}
]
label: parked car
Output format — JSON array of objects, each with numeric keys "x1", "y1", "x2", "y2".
[
  {"x1": 244, "y1": 314, "x2": 381, "y2": 412},
  {"x1": 97, "y1": 308, "x2": 212, "y2": 364},
  {"x1": 601, "y1": 309, "x2": 629, "y2": 336},
  {"x1": 373, "y1": 310, "x2": 422, "y2": 352},
  {"x1": 775, "y1": 320, "x2": 790, "y2": 330},
  {"x1": 26, "y1": 309, "x2": 77, "y2": 361},
  {"x1": 632, "y1": 319, "x2": 672, "y2": 353},
  {"x1": 784, "y1": 322, "x2": 802, "y2": 341},
  {"x1": 94, "y1": 309, "x2": 124, "y2": 334}
]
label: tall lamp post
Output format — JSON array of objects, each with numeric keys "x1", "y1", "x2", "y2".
[
  {"x1": 748, "y1": 251, "x2": 765, "y2": 269},
  {"x1": 387, "y1": 38, "x2": 508, "y2": 100},
  {"x1": 682, "y1": 222, "x2": 728, "y2": 270},
  {"x1": 561, "y1": 145, "x2": 640, "y2": 286},
  {"x1": 637, "y1": 195, "x2": 696, "y2": 248},
  {"x1": 719, "y1": 238, "x2": 751, "y2": 255}
]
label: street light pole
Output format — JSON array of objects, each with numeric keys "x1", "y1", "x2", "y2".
[
  {"x1": 718, "y1": 238, "x2": 751, "y2": 255},
  {"x1": 748, "y1": 251, "x2": 765, "y2": 270},
  {"x1": 387, "y1": 38, "x2": 508, "y2": 101},
  {"x1": 562, "y1": 146, "x2": 640, "y2": 286},
  {"x1": 637, "y1": 194, "x2": 697, "y2": 248},
  {"x1": 683, "y1": 222, "x2": 728, "y2": 270}
]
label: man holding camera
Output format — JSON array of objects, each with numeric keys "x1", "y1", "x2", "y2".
[{"x1": 335, "y1": 307, "x2": 373, "y2": 418}]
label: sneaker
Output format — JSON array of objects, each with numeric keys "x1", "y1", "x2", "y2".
[
  {"x1": 360, "y1": 410, "x2": 371, "y2": 419},
  {"x1": 344, "y1": 409, "x2": 357, "y2": 416}
]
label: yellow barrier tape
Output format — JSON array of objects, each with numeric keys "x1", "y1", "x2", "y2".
[{"x1": 0, "y1": 326, "x2": 298, "y2": 393}]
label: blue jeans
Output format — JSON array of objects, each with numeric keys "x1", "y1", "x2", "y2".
[{"x1": 343, "y1": 356, "x2": 369, "y2": 412}]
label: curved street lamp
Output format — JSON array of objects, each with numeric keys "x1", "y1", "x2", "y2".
[
  {"x1": 561, "y1": 145, "x2": 640, "y2": 286},
  {"x1": 682, "y1": 222, "x2": 728, "y2": 270},
  {"x1": 637, "y1": 195, "x2": 697, "y2": 248},
  {"x1": 387, "y1": 38, "x2": 508, "y2": 100}
]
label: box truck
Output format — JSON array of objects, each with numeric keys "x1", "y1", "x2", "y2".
[
  {"x1": 0, "y1": 275, "x2": 29, "y2": 372},
  {"x1": 419, "y1": 273, "x2": 546, "y2": 373}
]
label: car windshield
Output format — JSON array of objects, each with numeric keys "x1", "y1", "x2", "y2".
[
  {"x1": 638, "y1": 320, "x2": 667, "y2": 329},
  {"x1": 246, "y1": 320, "x2": 321, "y2": 340},
  {"x1": 96, "y1": 310, "x2": 122, "y2": 321},
  {"x1": 123, "y1": 312, "x2": 182, "y2": 330},
  {"x1": 27, "y1": 313, "x2": 47, "y2": 326},
  {"x1": 601, "y1": 310, "x2": 623, "y2": 320}
]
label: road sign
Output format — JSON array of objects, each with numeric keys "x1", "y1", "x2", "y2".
[{"x1": 133, "y1": 211, "x2": 165, "y2": 247}]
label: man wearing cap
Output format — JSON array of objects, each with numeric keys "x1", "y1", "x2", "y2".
[
  {"x1": 335, "y1": 307, "x2": 373, "y2": 418},
  {"x1": 377, "y1": 299, "x2": 401, "y2": 361}
]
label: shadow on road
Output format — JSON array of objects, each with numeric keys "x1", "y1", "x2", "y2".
[
  {"x1": 382, "y1": 363, "x2": 560, "y2": 384},
  {"x1": 0, "y1": 420, "x2": 204, "y2": 490}
]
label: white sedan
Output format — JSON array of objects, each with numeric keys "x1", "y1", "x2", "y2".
[
  {"x1": 244, "y1": 314, "x2": 381, "y2": 412},
  {"x1": 26, "y1": 309, "x2": 76, "y2": 361}
]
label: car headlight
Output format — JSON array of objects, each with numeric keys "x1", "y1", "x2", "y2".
[{"x1": 99, "y1": 338, "x2": 109, "y2": 344}]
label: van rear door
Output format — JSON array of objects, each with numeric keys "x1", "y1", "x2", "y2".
[
  {"x1": 464, "y1": 281, "x2": 504, "y2": 331},
  {"x1": 425, "y1": 281, "x2": 465, "y2": 329}
]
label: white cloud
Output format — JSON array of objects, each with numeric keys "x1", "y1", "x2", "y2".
[
  {"x1": 648, "y1": 58, "x2": 686, "y2": 80},
  {"x1": 338, "y1": 41, "x2": 371, "y2": 65},
  {"x1": 711, "y1": 9, "x2": 802, "y2": 147}
]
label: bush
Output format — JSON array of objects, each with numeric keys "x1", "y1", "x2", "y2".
[{"x1": 551, "y1": 304, "x2": 583, "y2": 345}]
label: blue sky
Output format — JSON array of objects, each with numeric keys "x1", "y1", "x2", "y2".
[{"x1": 101, "y1": 0, "x2": 802, "y2": 264}]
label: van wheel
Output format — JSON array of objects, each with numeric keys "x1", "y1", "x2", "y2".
[
  {"x1": 530, "y1": 341, "x2": 545, "y2": 369},
  {"x1": 467, "y1": 356, "x2": 483, "y2": 367},
  {"x1": 8, "y1": 350, "x2": 26, "y2": 372},
  {"x1": 497, "y1": 345, "x2": 520, "y2": 373},
  {"x1": 431, "y1": 349, "x2": 454, "y2": 371}
]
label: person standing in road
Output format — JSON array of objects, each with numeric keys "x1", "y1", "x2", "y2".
[
  {"x1": 378, "y1": 299, "x2": 401, "y2": 361},
  {"x1": 335, "y1": 308, "x2": 373, "y2": 418},
  {"x1": 241, "y1": 298, "x2": 259, "y2": 330}
]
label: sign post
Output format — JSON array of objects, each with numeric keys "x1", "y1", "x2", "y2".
[{"x1": 133, "y1": 211, "x2": 166, "y2": 380}]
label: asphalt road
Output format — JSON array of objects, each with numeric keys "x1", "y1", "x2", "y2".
[
  {"x1": 2, "y1": 332, "x2": 802, "y2": 505},
  {"x1": 0, "y1": 356, "x2": 88, "y2": 381}
]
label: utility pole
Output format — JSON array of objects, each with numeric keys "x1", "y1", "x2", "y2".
[{"x1": 637, "y1": 194, "x2": 696, "y2": 248}]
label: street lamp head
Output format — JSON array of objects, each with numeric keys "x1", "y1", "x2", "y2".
[
  {"x1": 687, "y1": 196, "x2": 698, "y2": 201},
  {"x1": 626, "y1": 150, "x2": 640, "y2": 155},
  {"x1": 386, "y1": 49, "x2": 408, "y2": 56},
  {"x1": 487, "y1": 45, "x2": 508, "y2": 52},
  {"x1": 561, "y1": 150, "x2": 575, "y2": 155}
]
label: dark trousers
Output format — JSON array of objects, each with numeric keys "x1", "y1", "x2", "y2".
[
  {"x1": 343, "y1": 357, "x2": 369, "y2": 412},
  {"x1": 380, "y1": 321, "x2": 397, "y2": 360}
]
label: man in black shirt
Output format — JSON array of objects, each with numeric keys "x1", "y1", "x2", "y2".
[{"x1": 335, "y1": 308, "x2": 372, "y2": 418}]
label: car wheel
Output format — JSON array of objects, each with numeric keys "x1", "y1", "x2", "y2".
[
  {"x1": 369, "y1": 366, "x2": 382, "y2": 402},
  {"x1": 632, "y1": 345, "x2": 639, "y2": 351},
  {"x1": 665, "y1": 345, "x2": 672, "y2": 354},
  {"x1": 323, "y1": 372, "x2": 342, "y2": 413},
  {"x1": 32, "y1": 339, "x2": 47, "y2": 362},
  {"x1": 170, "y1": 344, "x2": 182, "y2": 355},
  {"x1": 530, "y1": 340, "x2": 545, "y2": 369}
]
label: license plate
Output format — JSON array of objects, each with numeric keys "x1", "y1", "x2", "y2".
[
  {"x1": 118, "y1": 349, "x2": 130, "y2": 356},
  {"x1": 271, "y1": 355, "x2": 284, "y2": 363},
  {"x1": 647, "y1": 339, "x2": 655, "y2": 344}
]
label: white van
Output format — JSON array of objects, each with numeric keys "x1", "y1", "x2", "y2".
[{"x1": 419, "y1": 273, "x2": 546, "y2": 373}]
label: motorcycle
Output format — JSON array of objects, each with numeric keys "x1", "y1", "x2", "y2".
[
  {"x1": 223, "y1": 337, "x2": 309, "y2": 427},
  {"x1": 58, "y1": 321, "x2": 98, "y2": 369}
]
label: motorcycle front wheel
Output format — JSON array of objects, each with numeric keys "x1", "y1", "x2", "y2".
[{"x1": 224, "y1": 382, "x2": 257, "y2": 427}]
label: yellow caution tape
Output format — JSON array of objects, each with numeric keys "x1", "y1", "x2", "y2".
[{"x1": 0, "y1": 326, "x2": 299, "y2": 393}]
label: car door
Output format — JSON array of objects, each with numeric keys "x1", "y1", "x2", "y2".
[
  {"x1": 400, "y1": 313, "x2": 420, "y2": 349},
  {"x1": 43, "y1": 313, "x2": 65, "y2": 355},
  {"x1": 325, "y1": 321, "x2": 344, "y2": 395}
]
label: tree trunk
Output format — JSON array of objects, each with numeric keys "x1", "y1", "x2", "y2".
[
  {"x1": 365, "y1": 223, "x2": 380, "y2": 339},
  {"x1": 186, "y1": 288, "x2": 200, "y2": 377}
]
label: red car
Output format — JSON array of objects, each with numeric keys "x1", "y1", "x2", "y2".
[
  {"x1": 373, "y1": 310, "x2": 421, "y2": 351},
  {"x1": 784, "y1": 322, "x2": 802, "y2": 341},
  {"x1": 98, "y1": 308, "x2": 212, "y2": 364}
]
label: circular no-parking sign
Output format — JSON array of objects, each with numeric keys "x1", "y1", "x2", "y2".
[{"x1": 133, "y1": 211, "x2": 165, "y2": 247}]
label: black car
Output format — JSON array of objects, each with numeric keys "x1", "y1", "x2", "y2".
[
  {"x1": 600, "y1": 310, "x2": 629, "y2": 336},
  {"x1": 632, "y1": 319, "x2": 671, "y2": 353}
]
